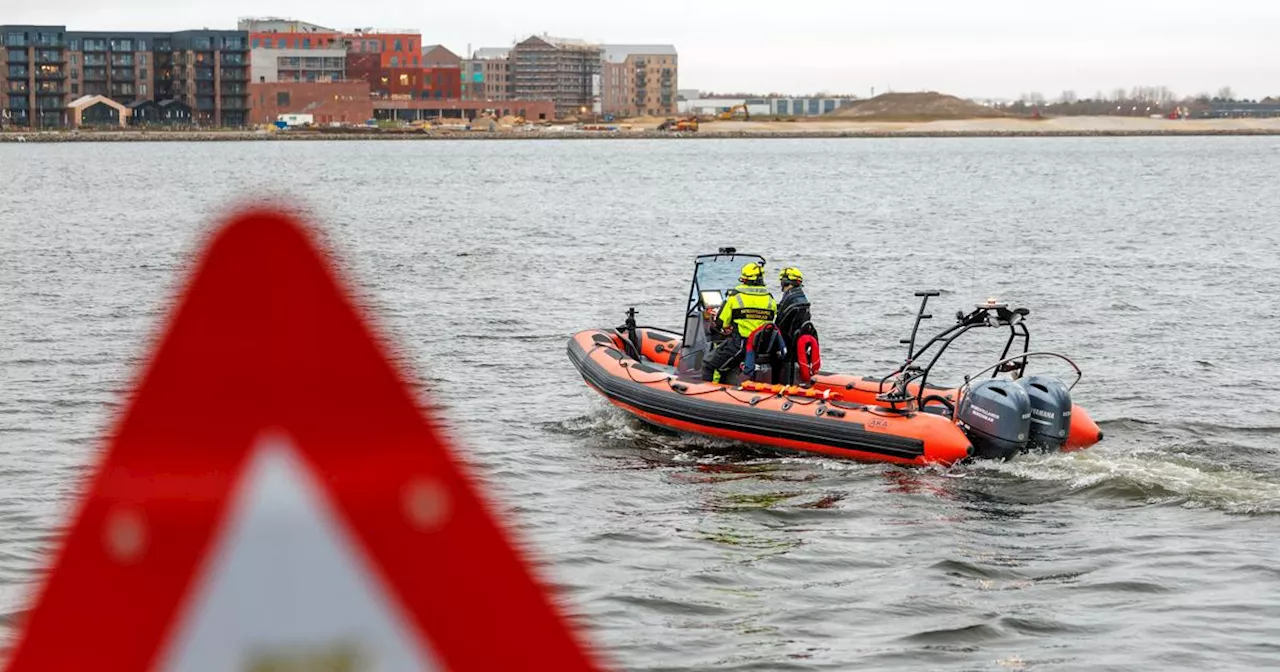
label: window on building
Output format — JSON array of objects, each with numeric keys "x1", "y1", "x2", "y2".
[
  {"x1": 138, "y1": 39, "x2": 147, "y2": 50},
  {"x1": 823, "y1": 99, "x2": 835, "y2": 113},
  {"x1": 277, "y1": 91, "x2": 290, "y2": 106},
  {"x1": 252, "y1": 39, "x2": 259, "y2": 48},
  {"x1": 140, "y1": 83, "x2": 147, "y2": 95},
  {"x1": 278, "y1": 39, "x2": 286, "y2": 48},
  {"x1": 141, "y1": 68, "x2": 148, "y2": 78},
  {"x1": 399, "y1": 74, "x2": 409, "y2": 86},
  {"x1": 71, "y1": 83, "x2": 79, "y2": 94},
  {"x1": 140, "y1": 53, "x2": 148, "y2": 65},
  {"x1": 68, "y1": 39, "x2": 79, "y2": 50},
  {"x1": 71, "y1": 68, "x2": 78, "y2": 78},
  {"x1": 303, "y1": 38, "x2": 310, "y2": 49},
  {"x1": 394, "y1": 39, "x2": 402, "y2": 51},
  {"x1": 380, "y1": 76, "x2": 389, "y2": 85},
  {"x1": 70, "y1": 54, "x2": 78, "y2": 64},
  {"x1": 390, "y1": 56, "x2": 398, "y2": 67},
  {"x1": 413, "y1": 56, "x2": 418, "y2": 66}
]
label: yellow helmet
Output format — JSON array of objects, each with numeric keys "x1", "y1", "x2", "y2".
[
  {"x1": 739, "y1": 262, "x2": 765, "y2": 284},
  {"x1": 779, "y1": 267, "x2": 804, "y2": 284}
]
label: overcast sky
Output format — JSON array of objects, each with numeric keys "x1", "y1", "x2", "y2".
[{"x1": 7, "y1": 1, "x2": 1277, "y2": 99}]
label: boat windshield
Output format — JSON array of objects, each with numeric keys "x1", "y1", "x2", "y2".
[
  {"x1": 680, "y1": 252, "x2": 767, "y2": 359},
  {"x1": 694, "y1": 253, "x2": 766, "y2": 301}
]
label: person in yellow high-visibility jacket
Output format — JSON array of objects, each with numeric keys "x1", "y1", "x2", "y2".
[{"x1": 702, "y1": 262, "x2": 778, "y2": 383}]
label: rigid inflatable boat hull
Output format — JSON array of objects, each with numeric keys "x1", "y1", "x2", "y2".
[{"x1": 568, "y1": 330, "x2": 973, "y2": 467}]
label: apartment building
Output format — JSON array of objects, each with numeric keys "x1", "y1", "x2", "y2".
[
  {"x1": 162, "y1": 31, "x2": 250, "y2": 127},
  {"x1": 461, "y1": 47, "x2": 510, "y2": 101},
  {"x1": 600, "y1": 45, "x2": 677, "y2": 118},
  {"x1": 2, "y1": 25, "x2": 69, "y2": 128},
  {"x1": 510, "y1": 35, "x2": 601, "y2": 118},
  {"x1": 2, "y1": 25, "x2": 248, "y2": 128}
]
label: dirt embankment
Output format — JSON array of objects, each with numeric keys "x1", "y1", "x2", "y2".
[{"x1": 828, "y1": 92, "x2": 1012, "y2": 121}]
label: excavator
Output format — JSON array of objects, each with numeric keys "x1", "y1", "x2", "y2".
[{"x1": 717, "y1": 104, "x2": 750, "y2": 121}]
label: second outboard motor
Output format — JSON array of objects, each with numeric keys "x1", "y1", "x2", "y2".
[
  {"x1": 1018, "y1": 375, "x2": 1073, "y2": 452},
  {"x1": 956, "y1": 379, "x2": 1031, "y2": 460}
]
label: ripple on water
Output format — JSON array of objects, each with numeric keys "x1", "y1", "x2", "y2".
[{"x1": 3, "y1": 137, "x2": 1280, "y2": 670}]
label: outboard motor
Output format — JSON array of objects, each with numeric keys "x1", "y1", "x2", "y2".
[
  {"x1": 956, "y1": 379, "x2": 1031, "y2": 460},
  {"x1": 1017, "y1": 375, "x2": 1073, "y2": 452}
]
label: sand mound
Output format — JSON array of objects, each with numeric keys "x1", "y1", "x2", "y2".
[{"x1": 830, "y1": 92, "x2": 1009, "y2": 121}]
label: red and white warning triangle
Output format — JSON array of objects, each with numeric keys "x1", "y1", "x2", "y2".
[{"x1": 3, "y1": 208, "x2": 602, "y2": 671}]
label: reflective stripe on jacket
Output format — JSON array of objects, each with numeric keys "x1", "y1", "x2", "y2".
[{"x1": 718, "y1": 284, "x2": 777, "y2": 338}]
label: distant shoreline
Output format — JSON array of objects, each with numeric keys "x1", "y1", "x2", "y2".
[{"x1": 4, "y1": 117, "x2": 1280, "y2": 142}]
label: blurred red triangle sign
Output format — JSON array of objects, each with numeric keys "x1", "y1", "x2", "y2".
[{"x1": 3, "y1": 208, "x2": 603, "y2": 671}]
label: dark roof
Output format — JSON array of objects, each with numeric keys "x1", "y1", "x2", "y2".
[{"x1": 127, "y1": 99, "x2": 160, "y2": 109}]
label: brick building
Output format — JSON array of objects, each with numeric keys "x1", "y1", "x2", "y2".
[
  {"x1": 2, "y1": 25, "x2": 68, "y2": 128},
  {"x1": 346, "y1": 52, "x2": 460, "y2": 101},
  {"x1": 601, "y1": 45, "x2": 677, "y2": 118},
  {"x1": 248, "y1": 81, "x2": 372, "y2": 125},
  {"x1": 421, "y1": 45, "x2": 461, "y2": 68}
]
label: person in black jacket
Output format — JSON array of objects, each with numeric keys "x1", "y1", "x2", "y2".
[
  {"x1": 775, "y1": 267, "x2": 815, "y2": 383},
  {"x1": 777, "y1": 267, "x2": 809, "y2": 322}
]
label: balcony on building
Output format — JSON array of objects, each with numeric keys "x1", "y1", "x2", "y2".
[
  {"x1": 35, "y1": 50, "x2": 61, "y2": 64},
  {"x1": 6, "y1": 48, "x2": 29, "y2": 63},
  {"x1": 83, "y1": 68, "x2": 106, "y2": 81},
  {"x1": 7, "y1": 65, "x2": 29, "y2": 79},
  {"x1": 34, "y1": 32, "x2": 64, "y2": 48},
  {"x1": 35, "y1": 65, "x2": 63, "y2": 79},
  {"x1": 195, "y1": 67, "x2": 214, "y2": 81},
  {"x1": 6, "y1": 95, "x2": 30, "y2": 109},
  {"x1": 108, "y1": 38, "x2": 134, "y2": 52},
  {"x1": 112, "y1": 68, "x2": 135, "y2": 81},
  {"x1": 110, "y1": 53, "x2": 134, "y2": 67},
  {"x1": 82, "y1": 39, "x2": 106, "y2": 52}
]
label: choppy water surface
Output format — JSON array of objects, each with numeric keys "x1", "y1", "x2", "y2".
[{"x1": 2, "y1": 138, "x2": 1279, "y2": 669}]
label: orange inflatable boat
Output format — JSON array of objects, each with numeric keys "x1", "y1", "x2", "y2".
[{"x1": 567, "y1": 248, "x2": 1103, "y2": 466}]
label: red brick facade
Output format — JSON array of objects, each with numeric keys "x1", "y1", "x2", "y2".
[
  {"x1": 248, "y1": 81, "x2": 373, "y2": 125},
  {"x1": 346, "y1": 52, "x2": 460, "y2": 100}
]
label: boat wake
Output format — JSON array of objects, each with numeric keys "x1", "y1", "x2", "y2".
[{"x1": 563, "y1": 406, "x2": 1280, "y2": 515}]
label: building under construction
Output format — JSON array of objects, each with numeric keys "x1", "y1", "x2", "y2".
[{"x1": 510, "y1": 35, "x2": 600, "y2": 118}]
